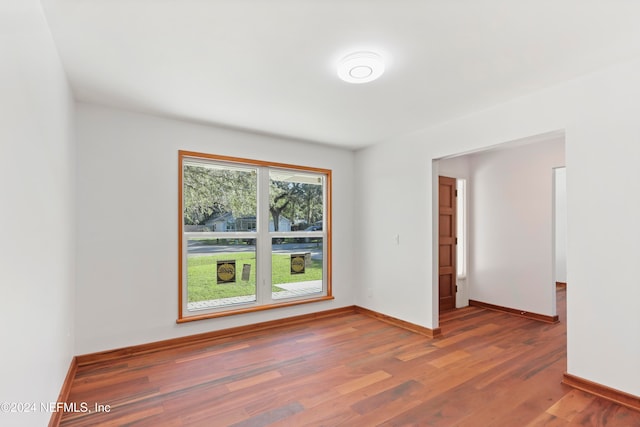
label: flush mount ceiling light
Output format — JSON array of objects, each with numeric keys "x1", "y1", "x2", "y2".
[{"x1": 337, "y1": 51, "x2": 385, "y2": 84}]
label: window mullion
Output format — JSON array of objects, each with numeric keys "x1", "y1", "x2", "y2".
[{"x1": 257, "y1": 167, "x2": 272, "y2": 305}]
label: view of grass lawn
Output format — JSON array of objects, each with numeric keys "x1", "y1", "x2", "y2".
[{"x1": 187, "y1": 252, "x2": 322, "y2": 302}]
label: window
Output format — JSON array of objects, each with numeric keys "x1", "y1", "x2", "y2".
[{"x1": 178, "y1": 151, "x2": 332, "y2": 322}]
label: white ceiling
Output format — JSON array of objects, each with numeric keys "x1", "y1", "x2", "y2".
[{"x1": 41, "y1": 0, "x2": 640, "y2": 149}]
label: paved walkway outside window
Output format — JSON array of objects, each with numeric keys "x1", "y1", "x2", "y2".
[{"x1": 187, "y1": 280, "x2": 322, "y2": 311}]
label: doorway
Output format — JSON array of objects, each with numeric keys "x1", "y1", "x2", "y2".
[{"x1": 435, "y1": 132, "x2": 566, "y2": 325}]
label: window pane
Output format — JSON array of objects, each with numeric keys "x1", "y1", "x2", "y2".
[
  {"x1": 183, "y1": 162, "x2": 257, "y2": 232},
  {"x1": 271, "y1": 237, "x2": 323, "y2": 300},
  {"x1": 269, "y1": 170, "x2": 323, "y2": 232},
  {"x1": 187, "y1": 238, "x2": 256, "y2": 310}
]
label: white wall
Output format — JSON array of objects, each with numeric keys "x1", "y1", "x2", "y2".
[
  {"x1": 467, "y1": 138, "x2": 565, "y2": 316},
  {"x1": 554, "y1": 168, "x2": 567, "y2": 283},
  {"x1": 0, "y1": 2, "x2": 76, "y2": 426},
  {"x1": 355, "y1": 58, "x2": 640, "y2": 396},
  {"x1": 75, "y1": 104, "x2": 355, "y2": 354},
  {"x1": 438, "y1": 155, "x2": 471, "y2": 180},
  {"x1": 355, "y1": 145, "x2": 434, "y2": 327}
]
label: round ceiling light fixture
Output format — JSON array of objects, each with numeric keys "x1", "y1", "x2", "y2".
[{"x1": 337, "y1": 51, "x2": 385, "y2": 84}]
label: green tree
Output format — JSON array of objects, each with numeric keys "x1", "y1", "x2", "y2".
[
  {"x1": 269, "y1": 180, "x2": 302, "y2": 231},
  {"x1": 270, "y1": 180, "x2": 323, "y2": 230},
  {"x1": 183, "y1": 165, "x2": 256, "y2": 226},
  {"x1": 184, "y1": 164, "x2": 323, "y2": 231},
  {"x1": 302, "y1": 184, "x2": 323, "y2": 225}
]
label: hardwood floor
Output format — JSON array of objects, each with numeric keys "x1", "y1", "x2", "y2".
[{"x1": 60, "y1": 289, "x2": 639, "y2": 426}]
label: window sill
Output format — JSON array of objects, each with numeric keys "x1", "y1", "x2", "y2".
[{"x1": 176, "y1": 295, "x2": 335, "y2": 323}]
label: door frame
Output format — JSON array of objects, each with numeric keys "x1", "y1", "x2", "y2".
[{"x1": 552, "y1": 166, "x2": 567, "y2": 314}]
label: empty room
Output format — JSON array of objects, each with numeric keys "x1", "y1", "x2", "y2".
[{"x1": 1, "y1": 1, "x2": 639, "y2": 426}]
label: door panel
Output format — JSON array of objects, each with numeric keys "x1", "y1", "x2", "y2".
[
  {"x1": 439, "y1": 244, "x2": 452, "y2": 267},
  {"x1": 438, "y1": 176, "x2": 457, "y2": 312}
]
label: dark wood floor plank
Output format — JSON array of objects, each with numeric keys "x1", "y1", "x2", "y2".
[{"x1": 60, "y1": 289, "x2": 638, "y2": 427}]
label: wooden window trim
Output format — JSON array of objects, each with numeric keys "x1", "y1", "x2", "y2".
[{"x1": 177, "y1": 150, "x2": 333, "y2": 322}]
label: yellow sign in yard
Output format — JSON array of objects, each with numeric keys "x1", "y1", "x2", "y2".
[
  {"x1": 290, "y1": 254, "x2": 306, "y2": 275},
  {"x1": 217, "y1": 260, "x2": 236, "y2": 283}
]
